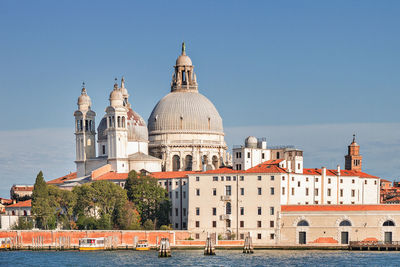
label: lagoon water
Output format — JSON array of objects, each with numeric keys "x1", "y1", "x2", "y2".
[{"x1": 1, "y1": 250, "x2": 400, "y2": 266}]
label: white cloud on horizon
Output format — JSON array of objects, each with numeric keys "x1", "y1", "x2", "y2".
[{"x1": 0, "y1": 123, "x2": 399, "y2": 197}]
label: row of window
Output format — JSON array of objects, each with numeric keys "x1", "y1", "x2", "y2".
[
  {"x1": 297, "y1": 219, "x2": 395, "y2": 227},
  {"x1": 169, "y1": 191, "x2": 186, "y2": 199},
  {"x1": 282, "y1": 187, "x2": 358, "y2": 197},
  {"x1": 170, "y1": 208, "x2": 187, "y2": 217},
  {"x1": 195, "y1": 206, "x2": 275, "y2": 216},
  {"x1": 284, "y1": 176, "x2": 376, "y2": 185},
  {"x1": 194, "y1": 220, "x2": 275, "y2": 229},
  {"x1": 196, "y1": 186, "x2": 275, "y2": 196}
]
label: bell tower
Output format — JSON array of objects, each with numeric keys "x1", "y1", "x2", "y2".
[
  {"x1": 345, "y1": 134, "x2": 362, "y2": 171},
  {"x1": 74, "y1": 83, "x2": 96, "y2": 177},
  {"x1": 105, "y1": 78, "x2": 129, "y2": 173}
]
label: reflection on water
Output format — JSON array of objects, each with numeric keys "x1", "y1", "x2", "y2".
[{"x1": 1, "y1": 250, "x2": 400, "y2": 267}]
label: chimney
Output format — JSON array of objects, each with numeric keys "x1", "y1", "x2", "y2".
[
  {"x1": 322, "y1": 167, "x2": 326, "y2": 178},
  {"x1": 337, "y1": 165, "x2": 341, "y2": 175}
]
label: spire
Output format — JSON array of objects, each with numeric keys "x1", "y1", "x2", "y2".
[
  {"x1": 182, "y1": 42, "x2": 186, "y2": 55},
  {"x1": 121, "y1": 76, "x2": 125, "y2": 88},
  {"x1": 352, "y1": 134, "x2": 356, "y2": 143}
]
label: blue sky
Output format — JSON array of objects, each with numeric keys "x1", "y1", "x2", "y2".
[{"x1": 0, "y1": 1, "x2": 399, "y2": 196}]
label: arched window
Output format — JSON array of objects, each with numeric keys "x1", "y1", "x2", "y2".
[
  {"x1": 226, "y1": 202, "x2": 231, "y2": 215},
  {"x1": 297, "y1": 220, "x2": 309, "y2": 227},
  {"x1": 185, "y1": 155, "x2": 193, "y2": 171},
  {"x1": 172, "y1": 155, "x2": 180, "y2": 171},
  {"x1": 117, "y1": 116, "x2": 121, "y2": 127},
  {"x1": 80, "y1": 120, "x2": 83, "y2": 131},
  {"x1": 122, "y1": 117, "x2": 125, "y2": 128},
  {"x1": 85, "y1": 120, "x2": 88, "y2": 131},
  {"x1": 108, "y1": 117, "x2": 112, "y2": 128},
  {"x1": 23, "y1": 210, "x2": 27, "y2": 216},
  {"x1": 339, "y1": 220, "x2": 352, "y2": 227},
  {"x1": 383, "y1": 220, "x2": 395, "y2": 226},
  {"x1": 212, "y1": 155, "x2": 219, "y2": 169}
]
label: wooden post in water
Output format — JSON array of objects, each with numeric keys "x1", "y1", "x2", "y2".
[
  {"x1": 204, "y1": 234, "x2": 215, "y2": 255},
  {"x1": 243, "y1": 234, "x2": 254, "y2": 254},
  {"x1": 158, "y1": 238, "x2": 171, "y2": 257}
]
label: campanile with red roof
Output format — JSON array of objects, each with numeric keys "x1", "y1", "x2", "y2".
[{"x1": 345, "y1": 134, "x2": 362, "y2": 171}]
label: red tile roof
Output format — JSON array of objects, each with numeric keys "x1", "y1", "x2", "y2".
[
  {"x1": 6, "y1": 200, "x2": 31, "y2": 208},
  {"x1": 12, "y1": 186, "x2": 34, "y2": 191},
  {"x1": 245, "y1": 163, "x2": 287, "y2": 174},
  {"x1": 47, "y1": 172, "x2": 77, "y2": 185},
  {"x1": 281, "y1": 204, "x2": 400, "y2": 212},
  {"x1": 0, "y1": 198, "x2": 13, "y2": 205},
  {"x1": 94, "y1": 172, "x2": 128, "y2": 181},
  {"x1": 151, "y1": 171, "x2": 197, "y2": 179},
  {"x1": 381, "y1": 179, "x2": 392, "y2": 183},
  {"x1": 198, "y1": 167, "x2": 239, "y2": 175},
  {"x1": 302, "y1": 168, "x2": 379, "y2": 179}
]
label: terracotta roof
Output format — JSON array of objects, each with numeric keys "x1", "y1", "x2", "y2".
[
  {"x1": 384, "y1": 196, "x2": 400, "y2": 203},
  {"x1": 198, "y1": 167, "x2": 239, "y2": 175},
  {"x1": 245, "y1": 163, "x2": 287, "y2": 174},
  {"x1": 281, "y1": 204, "x2": 400, "y2": 212},
  {"x1": 302, "y1": 168, "x2": 379, "y2": 179},
  {"x1": 12, "y1": 186, "x2": 34, "y2": 191},
  {"x1": 94, "y1": 172, "x2": 128, "y2": 181},
  {"x1": 47, "y1": 172, "x2": 78, "y2": 185},
  {"x1": 381, "y1": 179, "x2": 392, "y2": 183},
  {"x1": 6, "y1": 200, "x2": 31, "y2": 208},
  {"x1": 0, "y1": 198, "x2": 13, "y2": 205},
  {"x1": 151, "y1": 171, "x2": 196, "y2": 179},
  {"x1": 260, "y1": 159, "x2": 285, "y2": 165}
]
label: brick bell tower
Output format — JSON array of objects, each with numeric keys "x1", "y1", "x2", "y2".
[{"x1": 345, "y1": 134, "x2": 362, "y2": 171}]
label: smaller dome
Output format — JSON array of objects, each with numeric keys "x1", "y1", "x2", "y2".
[
  {"x1": 77, "y1": 88, "x2": 91, "y2": 110},
  {"x1": 176, "y1": 54, "x2": 192, "y2": 66},
  {"x1": 245, "y1": 136, "x2": 258, "y2": 148}
]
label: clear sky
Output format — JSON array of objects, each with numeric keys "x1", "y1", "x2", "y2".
[{"x1": 0, "y1": 1, "x2": 399, "y2": 196}]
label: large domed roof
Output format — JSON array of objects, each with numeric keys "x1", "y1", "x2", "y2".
[
  {"x1": 148, "y1": 91, "x2": 223, "y2": 134},
  {"x1": 98, "y1": 107, "x2": 148, "y2": 142}
]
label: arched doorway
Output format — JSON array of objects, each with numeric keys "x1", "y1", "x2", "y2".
[
  {"x1": 339, "y1": 220, "x2": 352, "y2": 244},
  {"x1": 383, "y1": 220, "x2": 395, "y2": 243},
  {"x1": 172, "y1": 155, "x2": 180, "y2": 171},
  {"x1": 297, "y1": 220, "x2": 309, "y2": 245},
  {"x1": 185, "y1": 155, "x2": 193, "y2": 171}
]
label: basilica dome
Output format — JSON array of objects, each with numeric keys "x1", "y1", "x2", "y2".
[{"x1": 148, "y1": 91, "x2": 223, "y2": 134}]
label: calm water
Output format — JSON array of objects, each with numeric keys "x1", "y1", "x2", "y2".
[{"x1": 1, "y1": 250, "x2": 400, "y2": 267}]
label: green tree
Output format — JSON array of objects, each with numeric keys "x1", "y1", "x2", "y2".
[
  {"x1": 143, "y1": 219, "x2": 155, "y2": 230},
  {"x1": 11, "y1": 217, "x2": 34, "y2": 230},
  {"x1": 48, "y1": 185, "x2": 77, "y2": 229},
  {"x1": 124, "y1": 171, "x2": 171, "y2": 228},
  {"x1": 31, "y1": 171, "x2": 53, "y2": 229},
  {"x1": 115, "y1": 201, "x2": 141, "y2": 230},
  {"x1": 73, "y1": 181, "x2": 127, "y2": 230}
]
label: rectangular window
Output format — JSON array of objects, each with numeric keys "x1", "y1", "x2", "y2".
[
  {"x1": 282, "y1": 187, "x2": 285, "y2": 195},
  {"x1": 196, "y1": 176, "x2": 200, "y2": 181},
  {"x1": 212, "y1": 221, "x2": 217, "y2": 228},
  {"x1": 340, "y1": 179, "x2": 343, "y2": 183},
  {"x1": 314, "y1": 200, "x2": 319, "y2": 204},
  {"x1": 257, "y1": 221, "x2": 262, "y2": 228},
  {"x1": 240, "y1": 176, "x2": 244, "y2": 181},
  {"x1": 340, "y1": 189, "x2": 343, "y2": 197},
  {"x1": 270, "y1": 207, "x2": 274, "y2": 215},
  {"x1": 196, "y1": 189, "x2": 200, "y2": 196},
  {"x1": 176, "y1": 181, "x2": 179, "y2": 186},
  {"x1": 221, "y1": 176, "x2": 224, "y2": 181},
  {"x1": 291, "y1": 188, "x2": 294, "y2": 195},
  {"x1": 316, "y1": 178, "x2": 319, "y2": 182},
  {"x1": 262, "y1": 153, "x2": 265, "y2": 159},
  {"x1": 175, "y1": 223, "x2": 178, "y2": 229},
  {"x1": 257, "y1": 233, "x2": 262, "y2": 240},
  {"x1": 352, "y1": 179, "x2": 355, "y2": 184},
  {"x1": 365, "y1": 180, "x2": 367, "y2": 185},
  {"x1": 351, "y1": 189, "x2": 355, "y2": 197},
  {"x1": 270, "y1": 233, "x2": 275, "y2": 240},
  {"x1": 315, "y1": 188, "x2": 319, "y2": 196},
  {"x1": 226, "y1": 185, "x2": 232, "y2": 196},
  {"x1": 240, "y1": 188, "x2": 244, "y2": 195},
  {"x1": 282, "y1": 176, "x2": 285, "y2": 181},
  {"x1": 271, "y1": 176, "x2": 275, "y2": 181},
  {"x1": 195, "y1": 233, "x2": 200, "y2": 239},
  {"x1": 270, "y1": 221, "x2": 274, "y2": 227},
  {"x1": 258, "y1": 187, "x2": 262, "y2": 195},
  {"x1": 183, "y1": 208, "x2": 186, "y2": 216},
  {"x1": 195, "y1": 221, "x2": 200, "y2": 228},
  {"x1": 175, "y1": 191, "x2": 179, "y2": 199},
  {"x1": 213, "y1": 176, "x2": 218, "y2": 181},
  {"x1": 212, "y1": 188, "x2": 217, "y2": 196},
  {"x1": 196, "y1": 207, "x2": 200, "y2": 216},
  {"x1": 328, "y1": 178, "x2": 331, "y2": 184},
  {"x1": 102, "y1": 145, "x2": 105, "y2": 154},
  {"x1": 233, "y1": 176, "x2": 237, "y2": 181},
  {"x1": 175, "y1": 208, "x2": 178, "y2": 216},
  {"x1": 226, "y1": 176, "x2": 231, "y2": 181},
  {"x1": 327, "y1": 188, "x2": 331, "y2": 197},
  {"x1": 327, "y1": 201, "x2": 331, "y2": 204},
  {"x1": 258, "y1": 176, "x2": 262, "y2": 181},
  {"x1": 183, "y1": 191, "x2": 186, "y2": 199},
  {"x1": 183, "y1": 222, "x2": 187, "y2": 228},
  {"x1": 292, "y1": 177, "x2": 294, "y2": 181},
  {"x1": 240, "y1": 233, "x2": 244, "y2": 239},
  {"x1": 257, "y1": 207, "x2": 262, "y2": 215},
  {"x1": 169, "y1": 192, "x2": 172, "y2": 198},
  {"x1": 351, "y1": 201, "x2": 355, "y2": 204},
  {"x1": 247, "y1": 152, "x2": 251, "y2": 158},
  {"x1": 240, "y1": 221, "x2": 244, "y2": 228},
  {"x1": 212, "y1": 207, "x2": 216, "y2": 216},
  {"x1": 306, "y1": 177, "x2": 309, "y2": 182},
  {"x1": 270, "y1": 187, "x2": 275, "y2": 195},
  {"x1": 240, "y1": 207, "x2": 244, "y2": 215},
  {"x1": 305, "y1": 188, "x2": 309, "y2": 196},
  {"x1": 297, "y1": 181, "x2": 300, "y2": 187}
]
